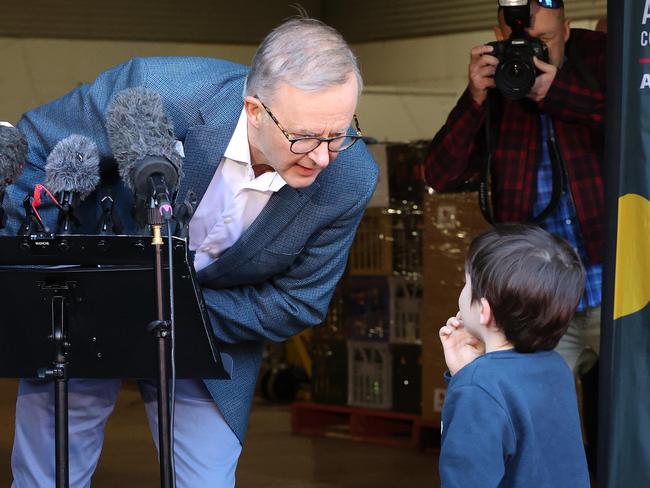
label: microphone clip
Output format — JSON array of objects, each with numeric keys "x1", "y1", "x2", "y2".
[
  {"x1": 18, "y1": 194, "x2": 48, "y2": 236},
  {"x1": 173, "y1": 190, "x2": 197, "y2": 240},
  {"x1": 98, "y1": 194, "x2": 123, "y2": 235},
  {"x1": 56, "y1": 191, "x2": 81, "y2": 235}
]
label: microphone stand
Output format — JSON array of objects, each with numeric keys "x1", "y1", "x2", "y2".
[
  {"x1": 142, "y1": 174, "x2": 176, "y2": 488},
  {"x1": 37, "y1": 288, "x2": 71, "y2": 488},
  {"x1": 25, "y1": 189, "x2": 79, "y2": 488}
]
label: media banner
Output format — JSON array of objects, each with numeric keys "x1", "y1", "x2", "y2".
[{"x1": 602, "y1": 0, "x2": 650, "y2": 486}]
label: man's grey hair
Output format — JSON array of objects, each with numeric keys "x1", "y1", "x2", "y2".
[{"x1": 245, "y1": 18, "x2": 363, "y2": 100}]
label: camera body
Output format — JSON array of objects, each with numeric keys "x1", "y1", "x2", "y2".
[
  {"x1": 488, "y1": 0, "x2": 550, "y2": 99},
  {"x1": 488, "y1": 35, "x2": 549, "y2": 99}
]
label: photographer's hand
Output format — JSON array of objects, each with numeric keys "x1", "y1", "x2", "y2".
[
  {"x1": 528, "y1": 56, "x2": 558, "y2": 102},
  {"x1": 439, "y1": 313, "x2": 485, "y2": 376},
  {"x1": 468, "y1": 45, "x2": 498, "y2": 105}
]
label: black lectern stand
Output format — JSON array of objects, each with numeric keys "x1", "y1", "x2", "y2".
[{"x1": 0, "y1": 234, "x2": 229, "y2": 487}]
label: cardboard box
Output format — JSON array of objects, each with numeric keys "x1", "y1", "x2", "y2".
[
  {"x1": 366, "y1": 143, "x2": 390, "y2": 208},
  {"x1": 420, "y1": 192, "x2": 491, "y2": 423}
]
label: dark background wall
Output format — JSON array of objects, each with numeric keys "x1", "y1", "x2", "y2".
[{"x1": 0, "y1": 0, "x2": 606, "y2": 44}]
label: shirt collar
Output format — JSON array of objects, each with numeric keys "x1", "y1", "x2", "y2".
[
  {"x1": 223, "y1": 108, "x2": 252, "y2": 165},
  {"x1": 224, "y1": 108, "x2": 287, "y2": 192},
  {"x1": 244, "y1": 171, "x2": 286, "y2": 192}
]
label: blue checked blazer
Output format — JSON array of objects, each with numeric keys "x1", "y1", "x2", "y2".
[{"x1": 3, "y1": 57, "x2": 378, "y2": 442}]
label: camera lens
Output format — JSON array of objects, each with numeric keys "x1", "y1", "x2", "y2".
[
  {"x1": 507, "y1": 62, "x2": 524, "y2": 78},
  {"x1": 495, "y1": 57, "x2": 536, "y2": 99}
]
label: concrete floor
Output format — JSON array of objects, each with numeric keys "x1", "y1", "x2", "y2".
[{"x1": 0, "y1": 379, "x2": 437, "y2": 487}]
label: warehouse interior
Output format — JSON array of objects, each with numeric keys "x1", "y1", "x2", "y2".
[{"x1": 0, "y1": 1, "x2": 607, "y2": 486}]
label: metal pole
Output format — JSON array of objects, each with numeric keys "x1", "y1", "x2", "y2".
[
  {"x1": 52, "y1": 295, "x2": 69, "y2": 488},
  {"x1": 152, "y1": 224, "x2": 173, "y2": 488}
]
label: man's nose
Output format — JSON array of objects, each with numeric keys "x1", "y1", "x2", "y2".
[{"x1": 308, "y1": 141, "x2": 331, "y2": 168}]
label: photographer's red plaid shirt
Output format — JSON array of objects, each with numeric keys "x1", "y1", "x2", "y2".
[{"x1": 425, "y1": 28, "x2": 606, "y2": 264}]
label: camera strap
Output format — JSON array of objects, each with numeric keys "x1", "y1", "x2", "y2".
[
  {"x1": 479, "y1": 95, "x2": 565, "y2": 225},
  {"x1": 478, "y1": 91, "x2": 497, "y2": 224},
  {"x1": 532, "y1": 116, "x2": 565, "y2": 223}
]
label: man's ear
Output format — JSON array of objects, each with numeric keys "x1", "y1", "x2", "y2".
[
  {"x1": 244, "y1": 96, "x2": 263, "y2": 128},
  {"x1": 563, "y1": 17, "x2": 571, "y2": 43},
  {"x1": 493, "y1": 25, "x2": 507, "y2": 42},
  {"x1": 479, "y1": 297, "x2": 497, "y2": 329}
]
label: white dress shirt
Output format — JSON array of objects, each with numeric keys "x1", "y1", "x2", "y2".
[{"x1": 188, "y1": 109, "x2": 286, "y2": 271}]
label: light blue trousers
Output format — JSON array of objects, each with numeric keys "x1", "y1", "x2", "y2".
[{"x1": 11, "y1": 378, "x2": 242, "y2": 487}]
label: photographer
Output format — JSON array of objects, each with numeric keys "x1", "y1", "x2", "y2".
[{"x1": 425, "y1": 1, "x2": 605, "y2": 388}]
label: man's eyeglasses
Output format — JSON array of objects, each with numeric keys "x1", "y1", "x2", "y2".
[{"x1": 257, "y1": 98, "x2": 363, "y2": 155}]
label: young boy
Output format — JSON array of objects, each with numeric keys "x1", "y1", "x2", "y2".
[{"x1": 438, "y1": 224, "x2": 590, "y2": 487}]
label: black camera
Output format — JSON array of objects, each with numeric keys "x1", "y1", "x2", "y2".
[{"x1": 487, "y1": 0, "x2": 550, "y2": 99}]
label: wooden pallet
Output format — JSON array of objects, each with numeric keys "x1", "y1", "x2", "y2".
[{"x1": 290, "y1": 401, "x2": 439, "y2": 450}]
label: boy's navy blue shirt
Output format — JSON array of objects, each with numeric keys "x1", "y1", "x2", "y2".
[{"x1": 440, "y1": 350, "x2": 589, "y2": 488}]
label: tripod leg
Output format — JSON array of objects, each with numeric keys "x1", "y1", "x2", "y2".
[
  {"x1": 54, "y1": 377, "x2": 69, "y2": 488},
  {"x1": 157, "y1": 336, "x2": 173, "y2": 488}
]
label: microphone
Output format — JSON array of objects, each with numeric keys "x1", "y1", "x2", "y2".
[
  {"x1": 44, "y1": 134, "x2": 100, "y2": 234},
  {"x1": 0, "y1": 124, "x2": 28, "y2": 229},
  {"x1": 105, "y1": 87, "x2": 183, "y2": 227}
]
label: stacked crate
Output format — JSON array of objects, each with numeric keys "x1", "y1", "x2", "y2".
[
  {"x1": 345, "y1": 143, "x2": 428, "y2": 412},
  {"x1": 391, "y1": 206, "x2": 424, "y2": 279},
  {"x1": 389, "y1": 274, "x2": 423, "y2": 344},
  {"x1": 346, "y1": 208, "x2": 393, "y2": 277},
  {"x1": 385, "y1": 143, "x2": 427, "y2": 414},
  {"x1": 309, "y1": 339, "x2": 348, "y2": 405},
  {"x1": 345, "y1": 211, "x2": 394, "y2": 409},
  {"x1": 310, "y1": 284, "x2": 348, "y2": 405},
  {"x1": 385, "y1": 142, "x2": 428, "y2": 206},
  {"x1": 347, "y1": 340, "x2": 393, "y2": 410},
  {"x1": 310, "y1": 142, "x2": 492, "y2": 424}
]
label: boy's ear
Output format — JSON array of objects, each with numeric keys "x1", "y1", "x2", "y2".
[{"x1": 479, "y1": 297, "x2": 497, "y2": 329}]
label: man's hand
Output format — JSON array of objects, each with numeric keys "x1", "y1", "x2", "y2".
[
  {"x1": 527, "y1": 56, "x2": 558, "y2": 102},
  {"x1": 468, "y1": 45, "x2": 499, "y2": 105},
  {"x1": 439, "y1": 313, "x2": 485, "y2": 376}
]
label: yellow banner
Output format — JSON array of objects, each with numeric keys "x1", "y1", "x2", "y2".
[{"x1": 614, "y1": 193, "x2": 650, "y2": 319}]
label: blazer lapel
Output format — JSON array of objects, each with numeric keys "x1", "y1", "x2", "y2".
[
  {"x1": 197, "y1": 180, "x2": 320, "y2": 282},
  {"x1": 177, "y1": 126, "x2": 226, "y2": 207},
  {"x1": 177, "y1": 77, "x2": 245, "y2": 207}
]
